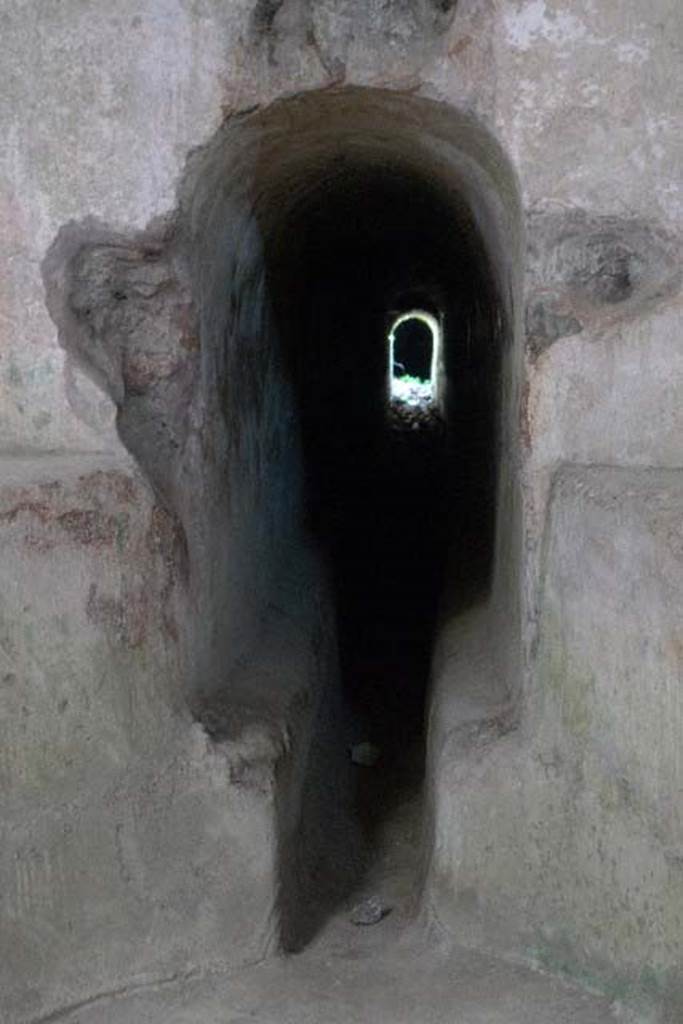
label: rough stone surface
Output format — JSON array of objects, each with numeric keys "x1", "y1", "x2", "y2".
[
  {"x1": 350, "y1": 895, "x2": 389, "y2": 925},
  {"x1": 525, "y1": 210, "x2": 681, "y2": 356}
]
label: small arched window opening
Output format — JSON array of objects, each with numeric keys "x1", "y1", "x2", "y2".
[{"x1": 388, "y1": 310, "x2": 441, "y2": 406}]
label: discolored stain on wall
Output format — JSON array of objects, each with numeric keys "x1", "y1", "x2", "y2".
[{"x1": 526, "y1": 209, "x2": 681, "y2": 356}]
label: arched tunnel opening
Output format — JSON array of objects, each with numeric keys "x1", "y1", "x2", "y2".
[
  {"x1": 53, "y1": 89, "x2": 520, "y2": 953},
  {"x1": 391, "y1": 314, "x2": 436, "y2": 382},
  {"x1": 256, "y1": 134, "x2": 506, "y2": 932}
]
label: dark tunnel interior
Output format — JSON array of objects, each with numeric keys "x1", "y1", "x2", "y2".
[{"x1": 263, "y1": 154, "x2": 503, "y2": 885}]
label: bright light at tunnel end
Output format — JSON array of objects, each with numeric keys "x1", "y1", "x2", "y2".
[{"x1": 388, "y1": 310, "x2": 441, "y2": 407}]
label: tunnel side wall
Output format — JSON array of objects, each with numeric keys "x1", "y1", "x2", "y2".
[
  {"x1": 0, "y1": 2, "x2": 681, "y2": 1020},
  {"x1": 180, "y1": 120, "x2": 362, "y2": 953}
]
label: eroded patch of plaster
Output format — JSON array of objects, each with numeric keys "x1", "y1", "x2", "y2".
[{"x1": 503, "y1": 0, "x2": 590, "y2": 52}]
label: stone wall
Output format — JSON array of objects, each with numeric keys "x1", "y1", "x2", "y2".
[{"x1": 1, "y1": 2, "x2": 681, "y2": 1020}]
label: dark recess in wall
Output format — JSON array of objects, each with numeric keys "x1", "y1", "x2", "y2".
[
  {"x1": 264, "y1": 155, "x2": 501, "y2": 866},
  {"x1": 41, "y1": 89, "x2": 511, "y2": 954}
]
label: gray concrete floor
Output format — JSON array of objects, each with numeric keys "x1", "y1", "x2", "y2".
[
  {"x1": 53, "y1": 922, "x2": 620, "y2": 1023},
  {"x1": 53, "y1": 772, "x2": 621, "y2": 1024}
]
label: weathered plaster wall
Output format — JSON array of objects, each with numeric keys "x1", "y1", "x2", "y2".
[
  {"x1": 1, "y1": 1, "x2": 681, "y2": 1021},
  {"x1": 423, "y1": 5, "x2": 683, "y2": 1018},
  {"x1": 0, "y1": 457, "x2": 282, "y2": 1021},
  {"x1": 428, "y1": 467, "x2": 683, "y2": 1012}
]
